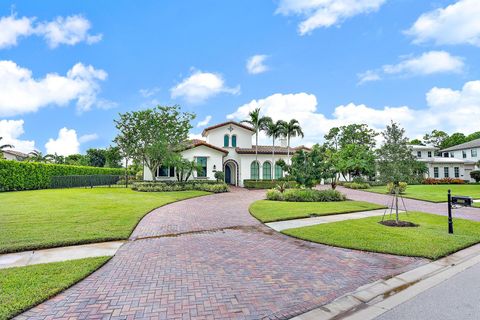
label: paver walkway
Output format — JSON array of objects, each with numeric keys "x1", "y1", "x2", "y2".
[
  {"x1": 266, "y1": 209, "x2": 394, "y2": 232},
  {"x1": 19, "y1": 188, "x2": 425, "y2": 320},
  {"x1": 330, "y1": 186, "x2": 480, "y2": 221}
]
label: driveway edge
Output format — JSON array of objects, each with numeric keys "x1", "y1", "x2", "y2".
[{"x1": 292, "y1": 243, "x2": 480, "y2": 320}]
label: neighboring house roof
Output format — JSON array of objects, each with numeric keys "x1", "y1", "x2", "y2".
[
  {"x1": 409, "y1": 144, "x2": 438, "y2": 151},
  {"x1": 2, "y1": 149, "x2": 28, "y2": 159},
  {"x1": 182, "y1": 139, "x2": 229, "y2": 155},
  {"x1": 418, "y1": 157, "x2": 476, "y2": 165},
  {"x1": 201, "y1": 121, "x2": 255, "y2": 136},
  {"x1": 440, "y1": 138, "x2": 480, "y2": 152},
  {"x1": 235, "y1": 145, "x2": 311, "y2": 155}
]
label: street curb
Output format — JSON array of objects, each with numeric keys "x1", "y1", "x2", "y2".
[{"x1": 291, "y1": 243, "x2": 480, "y2": 320}]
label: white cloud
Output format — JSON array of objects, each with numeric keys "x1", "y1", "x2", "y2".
[
  {"x1": 197, "y1": 115, "x2": 212, "y2": 127},
  {"x1": 170, "y1": 70, "x2": 240, "y2": 104},
  {"x1": 276, "y1": 0, "x2": 386, "y2": 35},
  {"x1": 246, "y1": 55, "x2": 269, "y2": 74},
  {"x1": 0, "y1": 119, "x2": 35, "y2": 153},
  {"x1": 0, "y1": 15, "x2": 34, "y2": 49},
  {"x1": 139, "y1": 87, "x2": 160, "y2": 98},
  {"x1": 227, "y1": 83, "x2": 480, "y2": 145},
  {"x1": 78, "y1": 133, "x2": 98, "y2": 144},
  {"x1": 0, "y1": 61, "x2": 108, "y2": 116},
  {"x1": 406, "y1": 0, "x2": 480, "y2": 46},
  {"x1": 45, "y1": 128, "x2": 80, "y2": 156},
  {"x1": 358, "y1": 51, "x2": 464, "y2": 84},
  {"x1": 0, "y1": 14, "x2": 101, "y2": 49}
]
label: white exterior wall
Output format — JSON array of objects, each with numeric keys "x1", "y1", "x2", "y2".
[
  {"x1": 143, "y1": 145, "x2": 225, "y2": 182},
  {"x1": 238, "y1": 153, "x2": 290, "y2": 186},
  {"x1": 2, "y1": 152, "x2": 18, "y2": 161},
  {"x1": 425, "y1": 163, "x2": 472, "y2": 180},
  {"x1": 205, "y1": 124, "x2": 253, "y2": 149},
  {"x1": 450, "y1": 148, "x2": 479, "y2": 162}
]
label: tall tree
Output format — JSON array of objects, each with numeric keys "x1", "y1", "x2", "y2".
[
  {"x1": 409, "y1": 139, "x2": 423, "y2": 145},
  {"x1": 376, "y1": 122, "x2": 418, "y2": 223},
  {"x1": 423, "y1": 129, "x2": 448, "y2": 148},
  {"x1": 105, "y1": 146, "x2": 122, "y2": 168},
  {"x1": 86, "y1": 148, "x2": 107, "y2": 167},
  {"x1": 325, "y1": 124, "x2": 377, "y2": 150},
  {"x1": 282, "y1": 119, "x2": 304, "y2": 164},
  {"x1": 241, "y1": 108, "x2": 269, "y2": 178},
  {"x1": 440, "y1": 132, "x2": 466, "y2": 150},
  {"x1": 27, "y1": 150, "x2": 50, "y2": 163},
  {"x1": 114, "y1": 105, "x2": 195, "y2": 180},
  {"x1": 263, "y1": 118, "x2": 286, "y2": 179}
]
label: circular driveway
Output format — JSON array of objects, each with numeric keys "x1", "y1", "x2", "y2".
[{"x1": 18, "y1": 188, "x2": 425, "y2": 320}]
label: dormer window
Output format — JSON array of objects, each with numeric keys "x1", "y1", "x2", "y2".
[
  {"x1": 231, "y1": 135, "x2": 237, "y2": 147},
  {"x1": 224, "y1": 134, "x2": 229, "y2": 147}
]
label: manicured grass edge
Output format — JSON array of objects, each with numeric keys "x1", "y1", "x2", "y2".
[
  {"x1": 248, "y1": 201, "x2": 387, "y2": 223},
  {"x1": 2, "y1": 191, "x2": 212, "y2": 254},
  {"x1": 7, "y1": 256, "x2": 111, "y2": 319}
]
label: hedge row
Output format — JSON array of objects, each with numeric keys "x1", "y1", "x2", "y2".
[
  {"x1": 0, "y1": 160, "x2": 124, "y2": 191},
  {"x1": 243, "y1": 179, "x2": 297, "y2": 189},
  {"x1": 131, "y1": 181, "x2": 228, "y2": 193},
  {"x1": 266, "y1": 188, "x2": 346, "y2": 202}
]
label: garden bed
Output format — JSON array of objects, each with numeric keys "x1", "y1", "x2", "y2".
[{"x1": 132, "y1": 181, "x2": 228, "y2": 193}]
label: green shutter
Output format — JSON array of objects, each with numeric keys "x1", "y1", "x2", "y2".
[
  {"x1": 231, "y1": 135, "x2": 237, "y2": 147},
  {"x1": 224, "y1": 135, "x2": 229, "y2": 147},
  {"x1": 262, "y1": 162, "x2": 272, "y2": 180},
  {"x1": 250, "y1": 161, "x2": 259, "y2": 179},
  {"x1": 196, "y1": 157, "x2": 207, "y2": 177},
  {"x1": 275, "y1": 164, "x2": 283, "y2": 179}
]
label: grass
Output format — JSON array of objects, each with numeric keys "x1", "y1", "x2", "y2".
[
  {"x1": 283, "y1": 212, "x2": 480, "y2": 259},
  {"x1": 367, "y1": 184, "x2": 480, "y2": 203},
  {"x1": 0, "y1": 188, "x2": 209, "y2": 253},
  {"x1": 0, "y1": 257, "x2": 109, "y2": 319},
  {"x1": 250, "y1": 200, "x2": 386, "y2": 223}
]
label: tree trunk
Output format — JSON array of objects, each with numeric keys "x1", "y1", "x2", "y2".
[
  {"x1": 395, "y1": 184, "x2": 400, "y2": 223},
  {"x1": 272, "y1": 137, "x2": 275, "y2": 180},
  {"x1": 287, "y1": 135, "x2": 291, "y2": 165},
  {"x1": 125, "y1": 158, "x2": 129, "y2": 188},
  {"x1": 255, "y1": 128, "x2": 259, "y2": 181}
]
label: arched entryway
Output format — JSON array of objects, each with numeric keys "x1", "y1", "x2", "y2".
[{"x1": 223, "y1": 159, "x2": 239, "y2": 186}]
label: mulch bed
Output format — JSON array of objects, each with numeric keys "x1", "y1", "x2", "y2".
[{"x1": 379, "y1": 220, "x2": 419, "y2": 228}]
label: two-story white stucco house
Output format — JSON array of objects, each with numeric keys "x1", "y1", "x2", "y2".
[
  {"x1": 1, "y1": 150, "x2": 28, "y2": 161},
  {"x1": 410, "y1": 143, "x2": 478, "y2": 182},
  {"x1": 143, "y1": 121, "x2": 309, "y2": 186}
]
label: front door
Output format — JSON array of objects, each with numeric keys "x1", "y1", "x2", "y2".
[{"x1": 225, "y1": 165, "x2": 231, "y2": 184}]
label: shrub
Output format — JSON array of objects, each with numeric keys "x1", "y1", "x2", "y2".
[
  {"x1": 386, "y1": 182, "x2": 408, "y2": 194},
  {"x1": 422, "y1": 178, "x2": 466, "y2": 185},
  {"x1": 243, "y1": 180, "x2": 297, "y2": 189},
  {"x1": 266, "y1": 188, "x2": 346, "y2": 202},
  {"x1": 214, "y1": 171, "x2": 225, "y2": 182},
  {"x1": 367, "y1": 180, "x2": 385, "y2": 187},
  {"x1": 131, "y1": 181, "x2": 228, "y2": 193},
  {"x1": 0, "y1": 160, "x2": 124, "y2": 192},
  {"x1": 469, "y1": 170, "x2": 480, "y2": 183},
  {"x1": 51, "y1": 175, "x2": 120, "y2": 189},
  {"x1": 343, "y1": 182, "x2": 370, "y2": 189}
]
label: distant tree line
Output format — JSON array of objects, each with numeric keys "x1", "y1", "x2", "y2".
[{"x1": 410, "y1": 130, "x2": 480, "y2": 150}]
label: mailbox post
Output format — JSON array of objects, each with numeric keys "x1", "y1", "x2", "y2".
[{"x1": 447, "y1": 190, "x2": 453, "y2": 234}]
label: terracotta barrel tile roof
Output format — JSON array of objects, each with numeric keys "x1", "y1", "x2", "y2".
[
  {"x1": 235, "y1": 145, "x2": 310, "y2": 155},
  {"x1": 182, "y1": 139, "x2": 229, "y2": 154},
  {"x1": 202, "y1": 121, "x2": 254, "y2": 136}
]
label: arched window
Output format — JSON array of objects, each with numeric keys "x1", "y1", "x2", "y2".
[
  {"x1": 223, "y1": 134, "x2": 229, "y2": 147},
  {"x1": 262, "y1": 162, "x2": 272, "y2": 180},
  {"x1": 250, "y1": 161, "x2": 259, "y2": 179},
  {"x1": 231, "y1": 135, "x2": 237, "y2": 147},
  {"x1": 275, "y1": 164, "x2": 283, "y2": 179}
]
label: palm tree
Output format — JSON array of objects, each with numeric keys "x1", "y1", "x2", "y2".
[
  {"x1": 241, "y1": 107, "x2": 269, "y2": 180},
  {"x1": 28, "y1": 150, "x2": 50, "y2": 163},
  {"x1": 283, "y1": 119, "x2": 304, "y2": 164},
  {"x1": 263, "y1": 118, "x2": 287, "y2": 179}
]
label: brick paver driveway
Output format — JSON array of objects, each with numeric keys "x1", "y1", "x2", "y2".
[
  {"x1": 19, "y1": 188, "x2": 426, "y2": 320},
  {"x1": 333, "y1": 186, "x2": 480, "y2": 222}
]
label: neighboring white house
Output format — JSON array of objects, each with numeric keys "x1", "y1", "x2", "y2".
[
  {"x1": 1, "y1": 150, "x2": 28, "y2": 161},
  {"x1": 143, "y1": 121, "x2": 309, "y2": 186},
  {"x1": 410, "y1": 143, "x2": 478, "y2": 182}
]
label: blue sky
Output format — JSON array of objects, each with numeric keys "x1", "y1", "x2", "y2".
[{"x1": 1, "y1": 0, "x2": 479, "y2": 154}]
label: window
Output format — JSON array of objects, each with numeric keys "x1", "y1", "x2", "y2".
[
  {"x1": 472, "y1": 149, "x2": 478, "y2": 157},
  {"x1": 443, "y1": 152, "x2": 449, "y2": 158},
  {"x1": 450, "y1": 152, "x2": 454, "y2": 158},
  {"x1": 434, "y1": 167, "x2": 439, "y2": 178},
  {"x1": 157, "y1": 166, "x2": 169, "y2": 177},
  {"x1": 275, "y1": 164, "x2": 283, "y2": 179},
  {"x1": 250, "y1": 161, "x2": 259, "y2": 179},
  {"x1": 454, "y1": 167, "x2": 460, "y2": 178},
  {"x1": 444, "y1": 167, "x2": 449, "y2": 178},
  {"x1": 196, "y1": 157, "x2": 207, "y2": 177},
  {"x1": 428, "y1": 151, "x2": 432, "y2": 158},
  {"x1": 417, "y1": 151, "x2": 422, "y2": 158},
  {"x1": 231, "y1": 135, "x2": 237, "y2": 147},
  {"x1": 462, "y1": 150, "x2": 467, "y2": 158},
  {"x1": 223, "y1": 134, "x2": 229, "y2": 147},
  {"x1": 262, "y1": 162, "x2": 272, "y2": 180}
]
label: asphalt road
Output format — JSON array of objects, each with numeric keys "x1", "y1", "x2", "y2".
[{"x1": 376, "y1": 262, "x2": 480, "y2": 320}]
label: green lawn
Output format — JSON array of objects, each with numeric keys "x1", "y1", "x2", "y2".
[
  {"x1": 283, "y1": 212, "x2": 480, "y2": 259},
  {"x1": 0, "y1": 188, "x2": 209, "y2": 253},
  {"x1": 250, "y1": 200, "x2": 386, "y2": 223},
  {"x1": 368, "y1": 184, "x2": 480, "y2": 203},
  {"x1": 0, "y1": 257, "x2": 109, "y2": 320}
]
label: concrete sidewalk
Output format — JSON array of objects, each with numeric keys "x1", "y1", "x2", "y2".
[
  {"x1": 0, "y1": 241, "x2": 124, "y2": 269},
  {"x1": 266, "y1": 209, "x2": 397, "y2": 232}
]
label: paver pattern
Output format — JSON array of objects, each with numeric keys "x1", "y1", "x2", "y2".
[
  {"x1": 19, "y1": 187, "x2": 425, "y2": 320},
  {"x1": 332, "y1": 186, "x2": 480, "y2": 221}
]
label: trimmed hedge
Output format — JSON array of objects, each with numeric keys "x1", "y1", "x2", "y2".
[
  {"x1": 244, "y1": 179, "x2": 297, "y2": 189},
  {"x1": 422, "y1": 178, "x2": 466, "y2": 185},
  {"x1": 131, "y1": 181, "x2": 229, "y2": 193},
  {"x1": 0, "y1": 160, "x2": 124, "y2": 191},
  {"x1": 343, "y1": 182, "x2": 370, "y2": 189},
  {"x1": 266, "y1": 188, "x2": 346, "y2": 202},
  {"x1": 51, "y1": 175, "x2": 120, "y2": 189}
]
